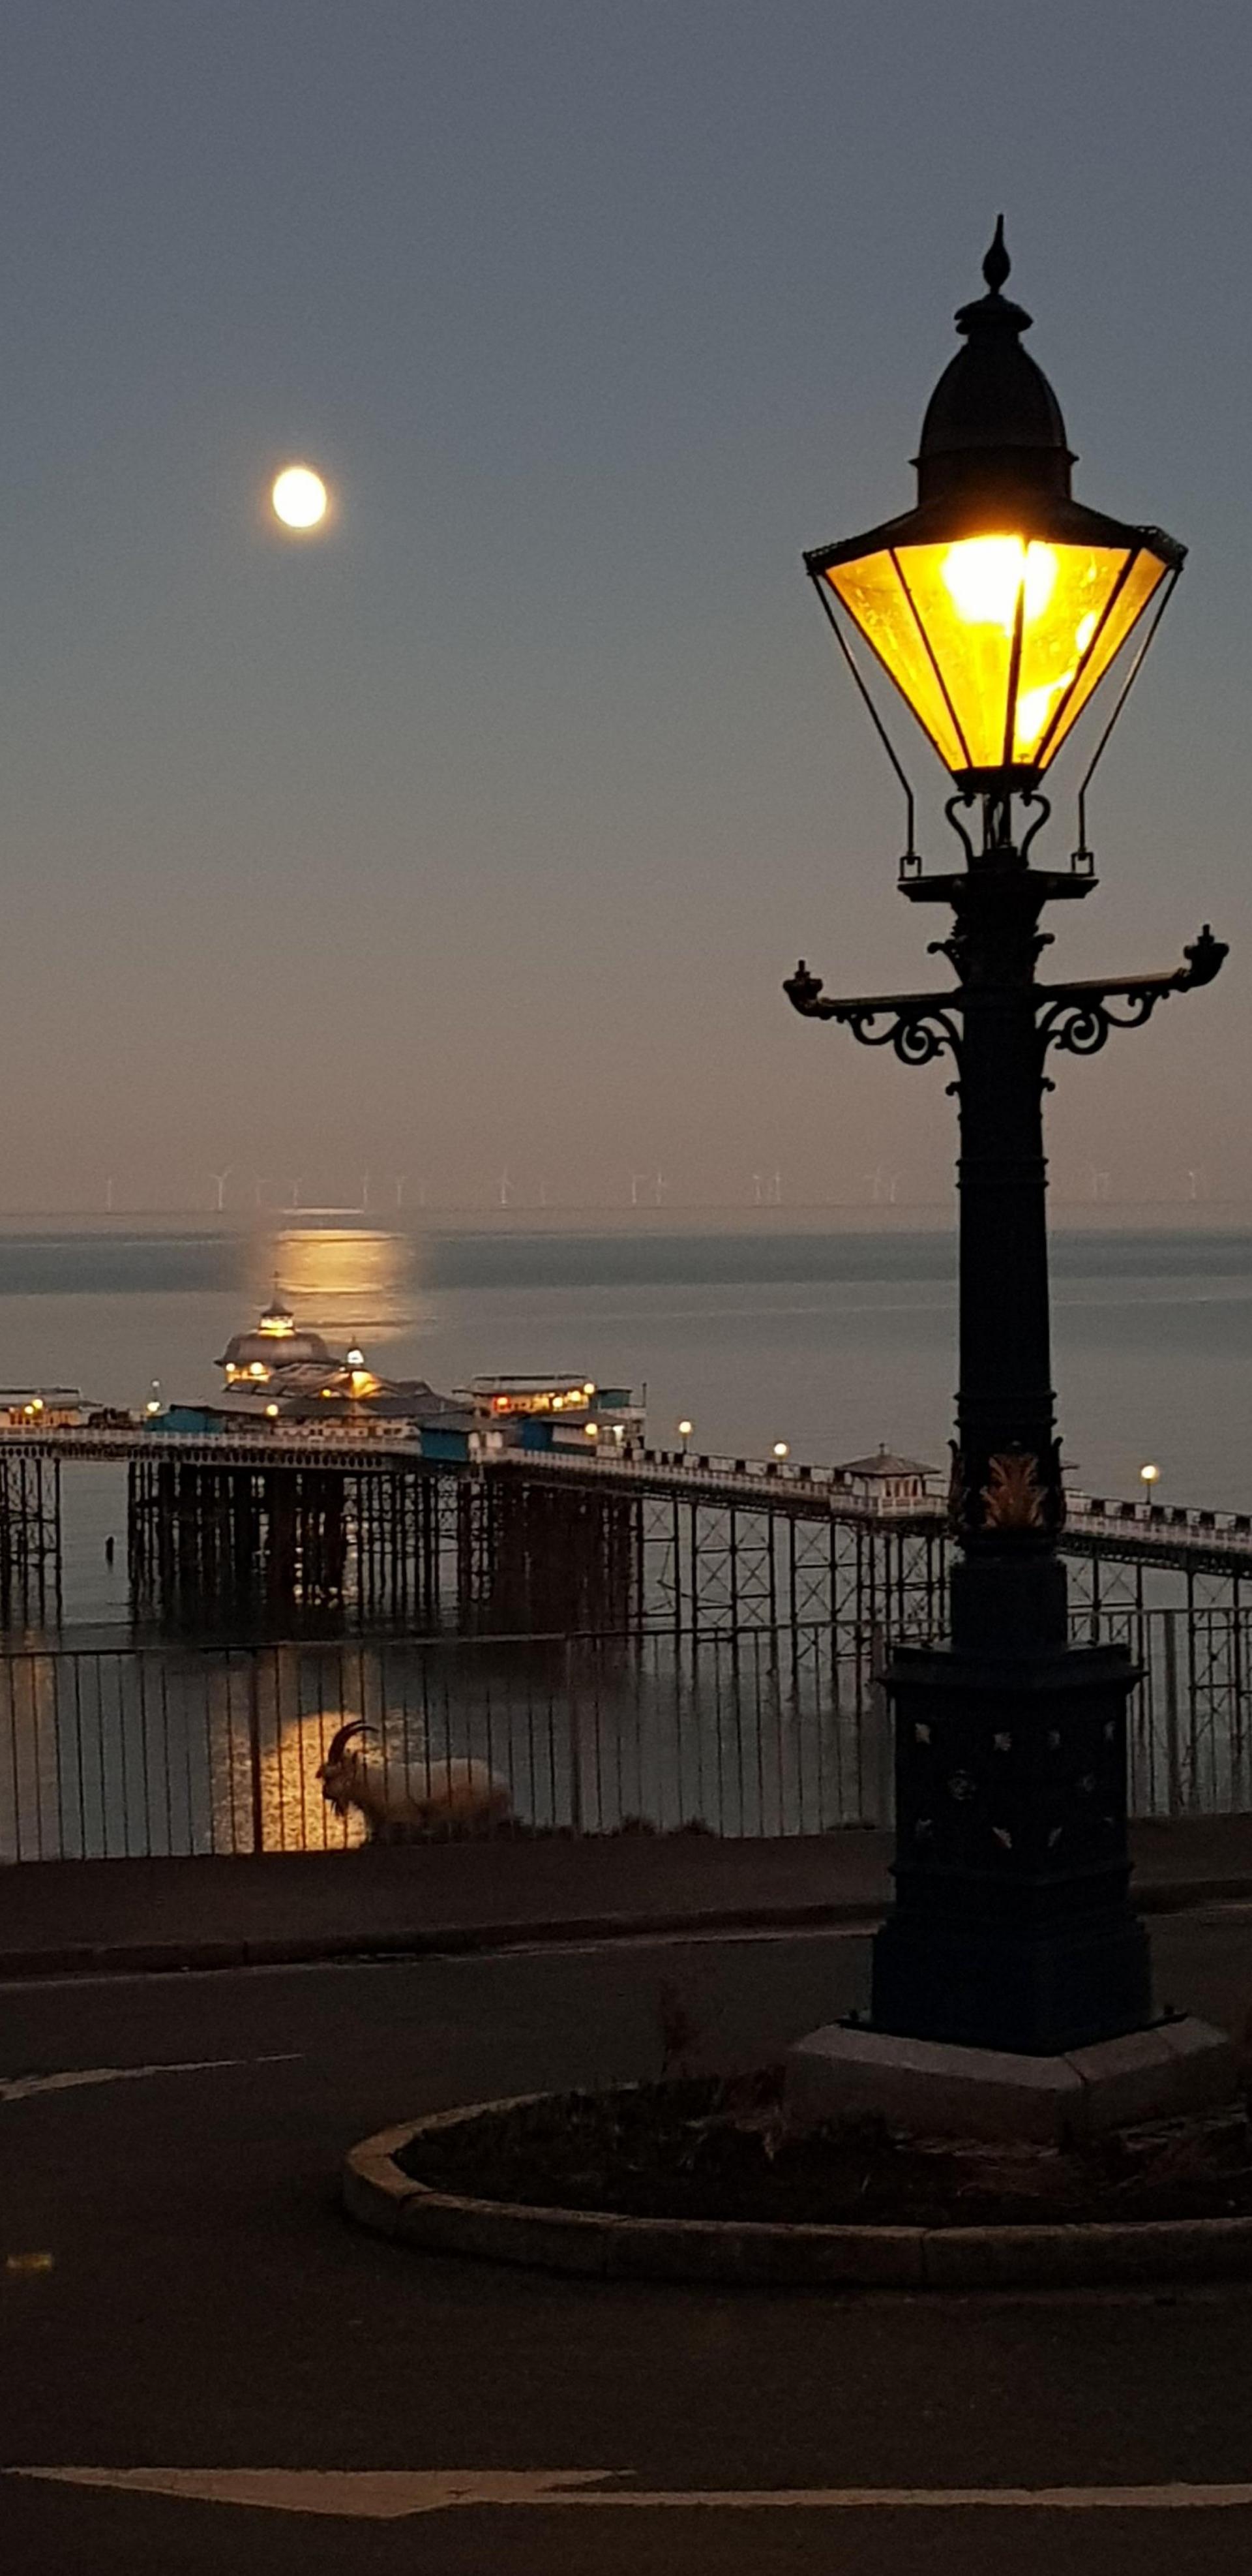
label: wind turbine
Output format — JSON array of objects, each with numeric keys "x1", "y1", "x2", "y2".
[
  {"x1": 104, "y1": 1176, "x2": 114, "y2": 1215},
  {"x1": 498, "y1": 1171, "x2": 514, "y2": 1209},
  {"x1": 653, "y1": 1172, "x2": 668, "y2": 1207},
  {"x1": 769, "y1": 1170, "x2": 782, "y2": 1206},
  {"x1": 253, "y1": 1175, "x2": 269, "y2": 1211},
  {"x1": 629, "y1": 1173, "x2": 648, "y2": 1207},
  {"x1": 752, "y1": 1174, "x2": 762, "y2": 1205},
  {"x1": 360, "y1": 1172, "x2": 370, "y2": 1211},
  {"x1": 288, "y1": 1177, "x2": 302, "y2": 1211},
  {"x1": 210, "y1": 1167, "x2": 232, "y2": 1213}
]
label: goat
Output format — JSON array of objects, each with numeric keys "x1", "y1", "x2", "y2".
[{"x1": 316, "y1": 1718, "x2": 513, "y2": 1843}]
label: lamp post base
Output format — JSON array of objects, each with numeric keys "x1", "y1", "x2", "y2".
[
  {"x1": 871, "y1": 1633, "x2": 1154, "y2": 2056},
  {"x1": 785, "y1": 2016, "x2": 1235, "y2": 2145},
  {"x1": 871, "y1": 1896, "x2": 1153, "y2": 2058}
]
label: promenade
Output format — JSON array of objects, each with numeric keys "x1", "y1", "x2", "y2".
[{"x1": 7, "y1": 1812, "x2": 1252, "y2": 1979}]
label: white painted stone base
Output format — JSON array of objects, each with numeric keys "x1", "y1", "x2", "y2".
[{"x1": 784, "y1": 2016, "x2": 1237, "y2": 2145}]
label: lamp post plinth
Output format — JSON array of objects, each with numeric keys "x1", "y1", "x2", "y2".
[{"x1": 874, "y1": 1636, "x2": 1150, "y2": 2055}]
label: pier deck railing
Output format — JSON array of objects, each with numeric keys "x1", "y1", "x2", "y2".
[
  {"x1": 2, "y1": 1602, "x2": 1250, "y2": 1864},
  {"x1": 0, "y1": 1421, "x2": 1247, "y2": 1560}
]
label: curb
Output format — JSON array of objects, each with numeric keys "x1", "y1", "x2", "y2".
[
  {"x1": 0, "y1": 1897, "x2": 880, "y2": 1983},
  {"x1": 344, "y1": 2100, "x2": 1252, "y2": 2290},
  {"x1": 2, "y1": 1872, "x2": 1251, "y2": 1982}
]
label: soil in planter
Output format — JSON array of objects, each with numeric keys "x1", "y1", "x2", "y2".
[{"x1": 396, "y1": 2068, "x2": 1252, "y2": 2229}]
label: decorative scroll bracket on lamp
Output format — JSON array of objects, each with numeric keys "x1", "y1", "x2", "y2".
[{"x1": 784, "y1": 922, "x2": 1227, "y2": 1074}]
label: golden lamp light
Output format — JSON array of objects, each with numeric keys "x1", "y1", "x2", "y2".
[{"x1": 806, "y1": 220, "x2": 1183, "y2": 800}]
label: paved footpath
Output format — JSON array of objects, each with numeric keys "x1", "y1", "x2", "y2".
[
  {"x1": 7, "y1": 1811, "x2": 1252, "y2": 1976},
  {"x1": 6, "y1": 1898, "x2": 1252, "y2": 2573}
]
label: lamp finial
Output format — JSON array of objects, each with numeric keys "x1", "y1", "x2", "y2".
[{"x1": 983, "y1": 216, "x2": 1010, "y2": 295}]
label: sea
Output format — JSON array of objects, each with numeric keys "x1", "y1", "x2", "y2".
[{"x1": 0, "y1": 1210, "x2": 1246, "y2": 1632}]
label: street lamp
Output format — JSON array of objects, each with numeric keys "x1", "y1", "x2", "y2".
[
  {"x1": 786, "y1": 228, "x2": 1227, "y2": 2059},
  {"x1": 1140, "y1": 1462, "x2": 1161, "y2": 1497},
  {"x1": 678, "y1": 1417, "x2": 693, "y2": 1458},
  {"x1": 773, "y1": 1441, "x2": 790, "y2": 1462}
]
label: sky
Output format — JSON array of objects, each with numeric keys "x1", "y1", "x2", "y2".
[{"x1": 1, "y1": 0, "x2": 1250, "y2": 1213}]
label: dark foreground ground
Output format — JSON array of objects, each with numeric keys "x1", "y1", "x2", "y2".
[{"x1": 6, "y1": 1908, "x2": 1252, "y2": 2573}]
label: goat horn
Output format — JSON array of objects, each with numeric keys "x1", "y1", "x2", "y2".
[{"x1": 323, "y1": 1719, "x2": 373, "y2": 1765}]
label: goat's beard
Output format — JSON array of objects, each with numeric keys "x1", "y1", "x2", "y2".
[{"x1": 321, "y1": 1786, "x2": 353, "y2": 1816}]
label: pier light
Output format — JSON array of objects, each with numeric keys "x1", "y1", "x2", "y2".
[
  {"x1": 678, "y1": 1417, "x2": 693, "y2": 1458},
  {"x1": 584, "y1": 1421, "x2": 600, "y2": 1440},
  {"x1": 265, "y1": 1402, "x2": 280, "y2": 1419},
  {"x1": 1140, "y1": 1462, "x2": 1161, "y2": 1491},
  {"x1": 773, "y1": 1441, "x2": 790, "y2": 1461},
  {"x1": 807, "y1": 221, "x2": 1182, "y2": 798}
]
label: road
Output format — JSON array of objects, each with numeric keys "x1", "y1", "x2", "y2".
[{"x1": 4, "y1": 1911, "x2": 1252, "y2": 2573}]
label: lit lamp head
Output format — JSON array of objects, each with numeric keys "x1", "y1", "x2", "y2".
[{"x1": 806, "y1": 221, "x2": 1184, "y2": 816}]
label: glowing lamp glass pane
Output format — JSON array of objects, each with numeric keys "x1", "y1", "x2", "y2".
[
  {"x1": 894, "y1": 539, "x2": 1024, "y2": 768},
  {"x1": 826, "y1": 531, "x2": 1170, "y2": 778},
  {"x1": 1024, "y1": 545, "x2": 1166, "y2": 765},
  {"x1": 824, "y1": 552, "x2": 964, "y2": 770}
]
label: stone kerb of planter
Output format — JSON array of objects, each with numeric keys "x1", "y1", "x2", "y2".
[{"x1": 343, "y1": 2099, "x2": 1252, "y2": 2291}]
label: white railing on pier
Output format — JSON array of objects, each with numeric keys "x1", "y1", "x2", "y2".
[{"x1": 1, "y1": 1421, "x2": 1251, "y2": 1557}]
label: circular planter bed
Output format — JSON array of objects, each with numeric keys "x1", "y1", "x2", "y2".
[{"x1": 344, "y1": 2068, "x2": 1252, "y2": 2288}]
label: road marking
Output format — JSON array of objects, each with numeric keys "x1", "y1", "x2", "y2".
[
  {"x1": 8, "y1": 2469, "x2": 618, "y2": 2518},
  {"x1": 9, "y1": 2469, "x2": 1252, "y2": 2518},
  {"x1": 0, "y1": 2053, "x2": 302, "y2": 2105}
]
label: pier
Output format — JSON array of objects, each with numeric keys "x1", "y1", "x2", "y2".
[{"x1": 0, "y1": 1422, "x2": 1244, "y2": 1637}]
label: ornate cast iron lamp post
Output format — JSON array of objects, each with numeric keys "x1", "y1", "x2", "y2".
[{"x1": 788, "y1": 227, "x2": 1226, "y2": 2055}]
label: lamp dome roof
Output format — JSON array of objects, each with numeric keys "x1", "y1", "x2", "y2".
[{"x1": 916, "y1": 219, "x2": 1075, "y2": 504}]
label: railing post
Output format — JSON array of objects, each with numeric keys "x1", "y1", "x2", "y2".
[
  {"x1": 566, "y1": 1640, "x2": 584, "y2": 1835},
  {"x1": 1164, "y1": 1611, "x2": 1184, "y2": 1817},
  {"x1": 248, "y1": 1654, "x2": 265, "y2": 1855}
]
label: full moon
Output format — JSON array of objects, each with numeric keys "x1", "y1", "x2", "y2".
[{"x1": 271, "y1": 465, "x2": 329, "y2": 530}]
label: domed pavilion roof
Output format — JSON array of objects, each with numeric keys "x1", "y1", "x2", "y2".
[{"x1": 216, "y1": 1290, "x2": 337, "y2": 1375}]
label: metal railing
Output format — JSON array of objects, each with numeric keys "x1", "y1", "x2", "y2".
[{"x1": 1, "y1": 1604, "x2": 1250, "y2": 1863}]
